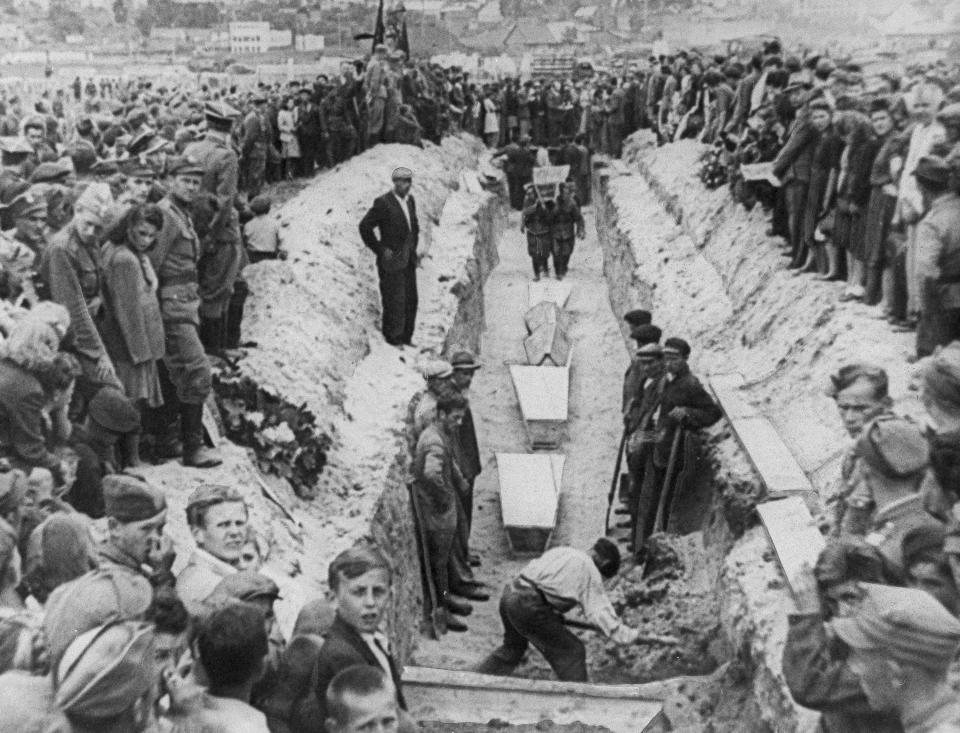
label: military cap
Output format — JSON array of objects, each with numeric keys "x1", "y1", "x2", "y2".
[
  {"x1": 630, "y1": 323, "x2": 662, "y2": 345},
  {"x1": 635, "y1": 343, "x2": 664, "y2": 360},
  {"x1": 389, "y1": 50, "x2": 406, "y2": 62},
  {"x1": 90, "y1": 158, "x2": 120, "y2": 176},
  {"x1": 0, "y1": 136, "x2": 33, "y2": 157},
  {"x1": 44, "y1": 567, "x2": 154, "y2": 668},
  {"x1": 88, "y1": 388, "x2": 140, "y2": 434},
  {"x1": 391, "y1": 166, "x2": 413, "y2": 180},
  {"x1": 913, "y1": 155, "x2": 951, "y2": 187},
  {"x1": 102, "y1": 474, "x2": 166, "y2": 523},
  {"x1": 374, "y1": 43, "x2": 388, "y2": 53},
  {"x1": 663, "y1": 337, "x2": 691, "y2": 359},
  {"x1": 126, "y1": 130, "x2": 166, "y2": 157},
  {"x1": 28, "y1": 159, "x2": 73, "y2": 185},
  {"x1": 0, "y1": 469, "x2": 26, "y2": 517},
  {"x1": 54, "y1": 621, "x2": 156, "y2": 719},
  {"x1": 21, "y1": 115, "x2": 44, "y2": 131},
  {"x1": 118, "y1": 157, "x2": 155, "y2": 179},
  {"x1": 249, "y1": 195, "x2": 272, "y2": 215},
  {"x1": 208, "y1": 571, "x2": 281, "y2": 605},
  {"x1": 7, "y1": 188, "x2": 47, "y2": 221},
  {"x1": 855, "y1": 416, "x2": 929, "y2": 480},
  {"x1": 204, "y1": 99, "x2": 240, "y2": 124},
  {"x1": 937, "y1": 102, "x2": 960, "y2": 127},
  {"x1": 901, "y1": 523, "x2": 947, "y2": 567},
  {"x1": 165, "y1": 154, "x2": 204, "y2": 177},
  {"x1": 623, "y1": 309, "x2": 652, "y2": 326},
  {"x1": 186, "y1": 484, "x2": 246, "y2": 526},
  {"x1": 922, "y1": 341, "x2": 960, "y2": 412},
  {"x1": 450, "y1": 349, "x2": 481, "y2": 371},
  {"x1": 421, "y1": 360, "x2": 454, "y2": 379},
  {"x1": 831, "y1": 583, "x2": 960, "y2": 673},
  {"x1": 125, "y1": 107, "x2": 148, "y2": 128},
  {"x1": 250, "y1": 93, "x2": 267, "y2": 104}
]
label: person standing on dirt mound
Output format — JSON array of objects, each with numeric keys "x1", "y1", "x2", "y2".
[
  {"x1": 475, "y1": 539, "x2": 642, "y2": 682},
  {"x1": 359, "y1": 167, "x2": 420, "y2": 347}
]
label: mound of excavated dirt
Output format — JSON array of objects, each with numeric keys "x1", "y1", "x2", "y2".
[
  {"x1": 135, "y1": 137, "x2": 504, "y2": 655},
  {"x1": 597, "y1": 131, "x2": 925, "y2": 731}
]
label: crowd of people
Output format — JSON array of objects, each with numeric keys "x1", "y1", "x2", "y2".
[{"x1": 775, "y1": 348, "x2": 960, "y2": 732}]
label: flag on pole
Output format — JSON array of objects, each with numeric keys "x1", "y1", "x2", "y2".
[
  {"x1": 372, "y1": 0, "x2": 386, "y2": 51},
  {"x1": 398, "y1": 15, "x2": 410, "y2": 56}
]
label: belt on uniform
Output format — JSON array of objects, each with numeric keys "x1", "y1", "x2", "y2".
[{"x1": 160, "y1": 275, "x2": 197, "y2": 288}]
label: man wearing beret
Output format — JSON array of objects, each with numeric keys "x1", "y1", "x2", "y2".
[
  {"x1": 147, "y1": 156, "x2": 221, "y2": 468},
  {"x1": 359, "y1": 167, "x2": 420, "y2": 347},
  {"x1": 832, "y1": 583, "x2": 960, "y2": 732},
  {"x1": 913, "y1": 155, "x2": 960, "y2": 358},
  {"x1": 177, "y1": 484, "x2": 250, "y2": 615},
  {"x1": 854, "y1": 416, "x2": 943, "y2": 578}
]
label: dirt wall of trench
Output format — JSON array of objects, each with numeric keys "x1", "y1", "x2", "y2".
[
  {"x1": 594, "y1": 132, "x2": 926, "y2": 731},
  {"x1": 139, "y1": 137, "x2": 504, "y2": 664}
]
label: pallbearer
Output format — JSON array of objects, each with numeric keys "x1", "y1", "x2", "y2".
[
  {"x1": 550, "y1": 182, "x2": 585, "y2": 280},
  {"x1": 521, "y1": 184, "x2": 553, "y2": 281}
]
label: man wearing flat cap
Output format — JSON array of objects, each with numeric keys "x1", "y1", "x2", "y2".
[
  {"x1": 854, "y1": 416, "x2": 942, "y2": 577},
  {"x1": 146, "y1": 156, "x2": 221, "y2": 468},
  {"x1": 406, "y1": 360, "x2": 456, "y2": 455},
  {"x1": 913, "y1": 155, "x2": 960, "y2": 358},
  {"x1": 832, "y1": 583, "x2": 960, "y2": 731},
  {"x1": 359, "y1": 166, "x2": 420, "y2": 347},
  {"x1": 623, "y1": 343, "x2": 667, "y2": 551}
]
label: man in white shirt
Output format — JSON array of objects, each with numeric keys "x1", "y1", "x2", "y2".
[{"x1": 475, "y1": 539, "x2": 641, "y2": 681}]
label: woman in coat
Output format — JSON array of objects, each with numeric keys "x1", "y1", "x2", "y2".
[
  {"x1": 277, "y1": 96, "x2": 301, "y2": 181},
  {"x1": 99, "y1": 204, "x2": 165, "y2": 414}
]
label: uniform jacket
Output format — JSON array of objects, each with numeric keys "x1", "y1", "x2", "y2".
[
  {"x1": 241, "y1": 110, "x2": 269, "y2": 159},
  {"x1": 99, "y1": 242, "x2": 165, "y2": 366},
  {"x1": 39, "y1": 223, "x2": 106, "y2": 362},
  {"x1": 916, "y1": 192, "x2": 960, "y2": 304},
  {"x1": 298, "y1": 614, "x2": 406, "y2": 733},
  {"x1": 364, "y1": 58, "x2": 389, "y2": 102},
  {"x1": 151, "y1": 197, "x2": 201, "y2": 324},
  {"x1": 358, "y1": 191, "x2": 419, "y2": 273},
  {"x1": 185, "y1": 132, "x2": 241, "y2": 244},
  {"x1": 782, "y1": 612, "x2": 903, "y2": 733},
  {"x1": 866, "y1": 493, "x2": 944, "y2": 579},
  {"x1": 0, "y1": 359, "x2": 60, "y2": 475}
]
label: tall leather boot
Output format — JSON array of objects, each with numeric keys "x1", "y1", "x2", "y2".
[{"x1": 181, "y1": 403, "x2": 222, "y2": 468}]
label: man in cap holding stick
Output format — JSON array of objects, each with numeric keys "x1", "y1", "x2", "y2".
[
  {"x1": 832, "y1": 583, "x2": 960, "y2": 731},
  {"x1": 913, "y1": 155, "x2": 960, "y2": 358},
  {"x1": 359, "y1": 166, "x2": 420, "y2": 347},
  {"x1": 148, "y1": 155, "x2": 221, "y2": 468}
]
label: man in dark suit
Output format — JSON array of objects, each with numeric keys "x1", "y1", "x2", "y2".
[
  {"x1": 297, "y1": 546, "x2": 412, "y2": 733},
  {"x1": 358, "y1": 167, "x2": 420, "y2": 346}
]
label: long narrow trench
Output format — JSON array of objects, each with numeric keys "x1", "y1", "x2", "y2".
[{"x1": 412, "y1": 204, "x2": 627, "y2": 675}]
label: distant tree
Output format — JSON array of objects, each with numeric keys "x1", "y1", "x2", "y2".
[{"x1": 113, "y1": 0, "x2": 128, "y2": 23}]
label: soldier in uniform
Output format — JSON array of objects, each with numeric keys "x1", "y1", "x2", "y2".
[
  {"x1": 185, "y1": 101, "x2": 245, "y2": 356},
  {"x1": 39, "y1": 184, "x2": 125, "y2": 414},
  {"x1": 148, "y1": 155, "x2": 222, "y2": 468},
  {"x1": 364, "y1": 44, "x2": 390, "y2": 149},
  {"x1": 521, "y1": 184, "x2": 553, "y2": 280},
  {"x1": 0, "y1": 138, "x2": 33, "y2": 228},
  {"x1": 322, "y1": 62, "x2": 361, "y2": 165},
  {"x1": 913, "y1": 155, "x2": 960, "y2": 358},
  {"x1": 241, "y1": 95, "x2": 270, "y2": 198},
  {"x1": 550, "y1": 182, "x2": 585, "y2": 280},
  {"x1": 493, "y1": 135, "x2": 536, "y2": 211},
  {"x1": 832, "y1": 583, "x2": 960, "y2": 732},
  {"x1": 2, "y1": 187, "x2": 48, "y2": 304}
]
